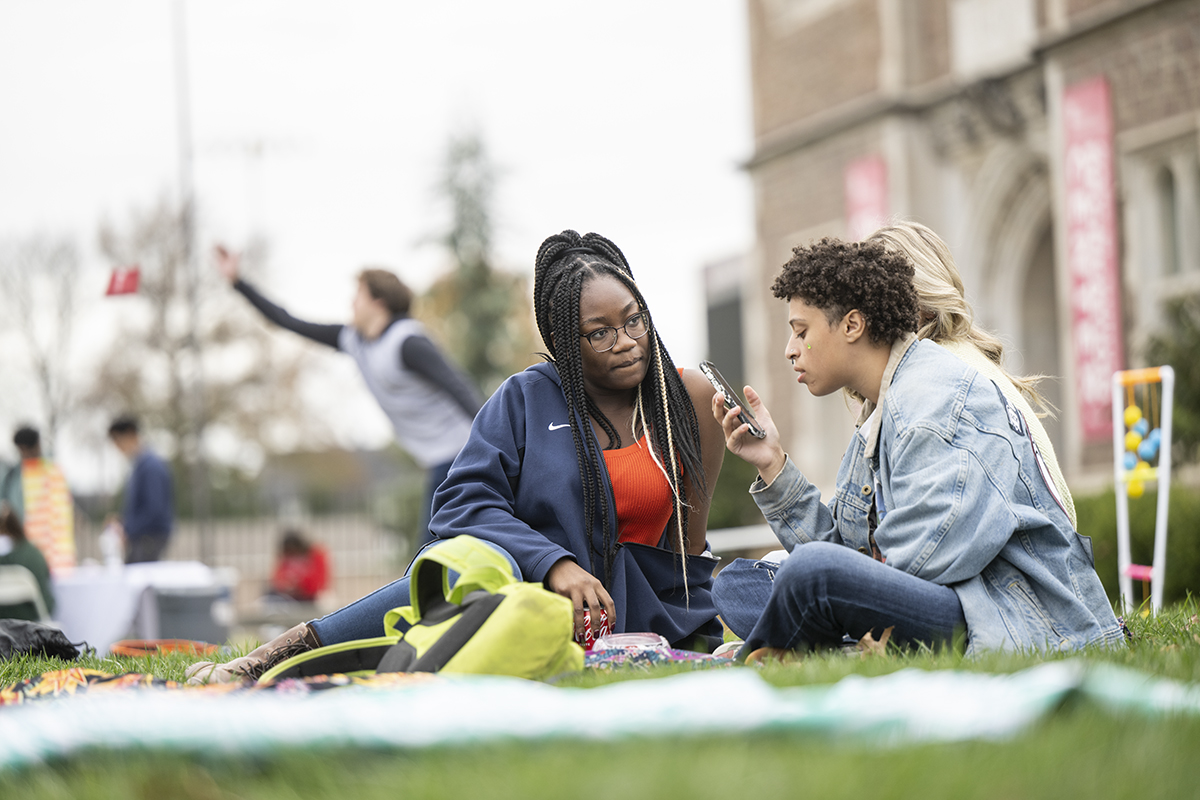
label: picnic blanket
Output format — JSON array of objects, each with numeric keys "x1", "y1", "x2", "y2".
[
  {"x1": 0, "y1": 648, "x2": 716, "y2": 706},
  {"x1": 1, "y1": 659, "x2": 1198, "y2": 770},
  {"x1": 0, "y1": 645, "x2": 720, "y2": 706},
  {"x1": 0, "y1": 667, "x2": 436, "y2": 705}
]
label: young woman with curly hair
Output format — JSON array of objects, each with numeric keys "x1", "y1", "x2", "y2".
[{"x1": 711, "y1": 236, "x2": 1121, "y2": 661}]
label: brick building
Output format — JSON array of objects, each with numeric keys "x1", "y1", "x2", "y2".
[{"x1": 728, "y1": 0, "x2": 1200, "y2": 493}]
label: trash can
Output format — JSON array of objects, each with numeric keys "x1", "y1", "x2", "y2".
[{"x1": 152, "y1": 586, "x2": 233, "y2": 645}]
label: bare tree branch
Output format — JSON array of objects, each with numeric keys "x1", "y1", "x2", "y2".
[
  {"x1": 0, "y1": 233, "x2": 81, "y2": 452},
  {"x1": 85, "y1": 198, "x2": 332, "y2": 486}
]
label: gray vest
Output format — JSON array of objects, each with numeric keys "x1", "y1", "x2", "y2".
[{"x1": 338, "y1": 319, "x2": 474, "y2": 468}]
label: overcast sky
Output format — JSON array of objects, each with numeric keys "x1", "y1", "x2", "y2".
[{"x1": 0, "y1": 0, "x2": 754, "y2": 491}]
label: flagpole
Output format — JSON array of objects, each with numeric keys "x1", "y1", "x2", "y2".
[{"x1": 173, "y1": 0, "x2": 213, "y2": 563}]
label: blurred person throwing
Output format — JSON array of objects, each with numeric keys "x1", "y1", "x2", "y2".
[{"x1": 213, "y1": 245, "x2": 482, "y2": 545}]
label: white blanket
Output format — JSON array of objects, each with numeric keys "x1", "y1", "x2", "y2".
[{"x1": 1, "y1": 660, "x2": 1197, "y2": 770}]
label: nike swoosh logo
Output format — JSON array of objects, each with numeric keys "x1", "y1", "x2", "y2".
[{"x1": 548, "y1": 422, "x2": 570, "y2": 431}]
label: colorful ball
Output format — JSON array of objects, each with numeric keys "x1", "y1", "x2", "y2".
[
  {"x1": 1137, "y1": 439, "x2": 1159, "y2": 462},
  {"x1": 1128, "y1": 479, "x2": 1145, "y2": 499},
  {"x1": 1132, "y1": 418, "x2": 1150, "y2": 437},
  {"x1": 1123, "y1": 452, "x2": 1138, "y2": 471},
  {"x1": 1125, "y1": 430, "x2": 1143, "y2": 452},
  {"x1": 1148, "y1": 428, "x2": 1162, "y2": 443},
  {"x1": 1124, "y1": 405, "x2": 1143, "y2": 428}
]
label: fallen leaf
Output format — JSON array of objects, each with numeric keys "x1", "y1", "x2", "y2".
[
  {"x1": 743, "y1": 647, "x2": 804, "y2": 666},
  {"x1": 857, "y1": 626, "x2": 894, "y2": 657}
]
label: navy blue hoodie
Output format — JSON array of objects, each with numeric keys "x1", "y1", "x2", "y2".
[{"x1": 431, "y1": 362, "x2": 721, "y2": 647}]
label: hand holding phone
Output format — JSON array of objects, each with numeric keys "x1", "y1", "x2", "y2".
[{"x1": 699, "y1": 360, "x2": 766, "y2": 439}]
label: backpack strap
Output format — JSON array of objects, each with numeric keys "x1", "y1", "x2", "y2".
[
  {"x1": 383, "y1": 536, "x2": 516, "y2": 635},
  {"x1": 259, "y1": 636, "x2": 399, "y2": 681},
  {"x1": 376, "y1": 589, "x2": 507, "y2": 674}
]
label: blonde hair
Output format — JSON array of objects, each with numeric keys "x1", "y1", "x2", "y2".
[{"x1": 864, "y1": 221, "x2": 1053, "y2": 416}]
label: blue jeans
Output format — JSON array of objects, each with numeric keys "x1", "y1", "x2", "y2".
[
  {"x1": 721, "y1": 542, "x2": 966, "y2": 654},
  {"x1": 309, "y1": 539, "x2": 521, "y2": 646},
  {"x1": 712, "y1": 557, "x2": 779, "y2": 640},
  {"x1": 418, "y1": 459, "x2": 455, "y2": 548}
]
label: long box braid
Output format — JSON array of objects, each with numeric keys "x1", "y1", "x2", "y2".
[{"x1": 533, "y1": 231, "x2": 707, "y2": 593}]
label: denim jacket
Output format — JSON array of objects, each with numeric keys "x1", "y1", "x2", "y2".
[{"x1": 751, "y1": 336, "x2": 1124, "y2": 655}]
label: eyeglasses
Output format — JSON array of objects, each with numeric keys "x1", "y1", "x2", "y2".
[{"x1": 579, "y1": 311, "x2": 650, "y2": 353}]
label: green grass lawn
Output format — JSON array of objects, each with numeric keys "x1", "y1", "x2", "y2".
[{"x1": 2, "y1": 598, "x2": 1198, "y2": 799}]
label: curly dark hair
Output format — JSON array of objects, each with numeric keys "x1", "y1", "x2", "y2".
[{"x1": 771, "y1": 237, "x2": 919, "y2": 344}]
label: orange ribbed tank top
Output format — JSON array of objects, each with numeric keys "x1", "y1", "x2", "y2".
[{"x1": 602, "y1": 435, "x2": 674, "y2": 546}]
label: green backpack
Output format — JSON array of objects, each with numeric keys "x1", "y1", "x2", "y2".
[{"x1": 259, "y1": 535, "x2": 584, "y2": 683}]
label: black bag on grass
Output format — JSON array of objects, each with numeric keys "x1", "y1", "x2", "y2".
[{"x1": 0, "y1": 619, "x2": 82, "y2": 660}]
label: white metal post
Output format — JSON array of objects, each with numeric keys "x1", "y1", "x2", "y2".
[
  {"x1": 1151, "y1": 366, "x2": 1174, "y2": 611},
  {"x1": 1112, "y1": 372, "x2": 1133, "y2": 612}
]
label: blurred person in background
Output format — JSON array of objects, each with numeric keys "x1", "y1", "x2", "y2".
[
  {"x1": 213, "y1": 245, "x2": 482, "y2": 547},
  {"x1": 0, "y1": 426, "x2": 75, "y2": 573},
  {"x1": 107, "y1": 415, "x2": 174, "y2": 564},
  {"x1": 266, "y1": 529, "x2": 330, "y2": 604},
  {"x1": 0, "y1": 506, "x2": 55, "y2": 621}
]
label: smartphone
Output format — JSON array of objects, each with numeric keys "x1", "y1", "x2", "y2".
[{"x1": 699, "y1": 360, "x2": 766, "y2": 439}]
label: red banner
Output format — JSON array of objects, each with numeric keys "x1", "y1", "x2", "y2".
[
  {"x1": 844, "y1": 156, "x2": 888, "y2": 241},
  {"x1": 1063, "y1": 76, "x2": 1123, "y2": 442},
  {"x1": 105, "y1": 265, "x2": 140, "y2": 296}
]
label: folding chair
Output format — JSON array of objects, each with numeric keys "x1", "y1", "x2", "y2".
[{"x1": 0, "y1": 564, "x2": 53, "y2": 622}]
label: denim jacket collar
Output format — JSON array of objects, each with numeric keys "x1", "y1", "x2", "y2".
[{"x1": 856, "y1": 332, "x2": 919, "y2": 459}]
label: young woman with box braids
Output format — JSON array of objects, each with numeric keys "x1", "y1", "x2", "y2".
[{"x1": 532, "y1": 230, "x2": 708, "y2": 587}]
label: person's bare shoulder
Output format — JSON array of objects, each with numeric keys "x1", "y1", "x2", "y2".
[{"x1": 680, "y1": 367, "x2": 717, "y2": 409}]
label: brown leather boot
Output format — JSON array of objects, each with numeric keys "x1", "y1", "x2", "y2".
[{"x1": 185, "y1": 622, "x2": 321, "y2": 685}]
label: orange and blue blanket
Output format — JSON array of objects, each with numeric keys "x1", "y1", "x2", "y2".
[{"x1": 0, "y1": 667, "x2": 435, "y2": 706}]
